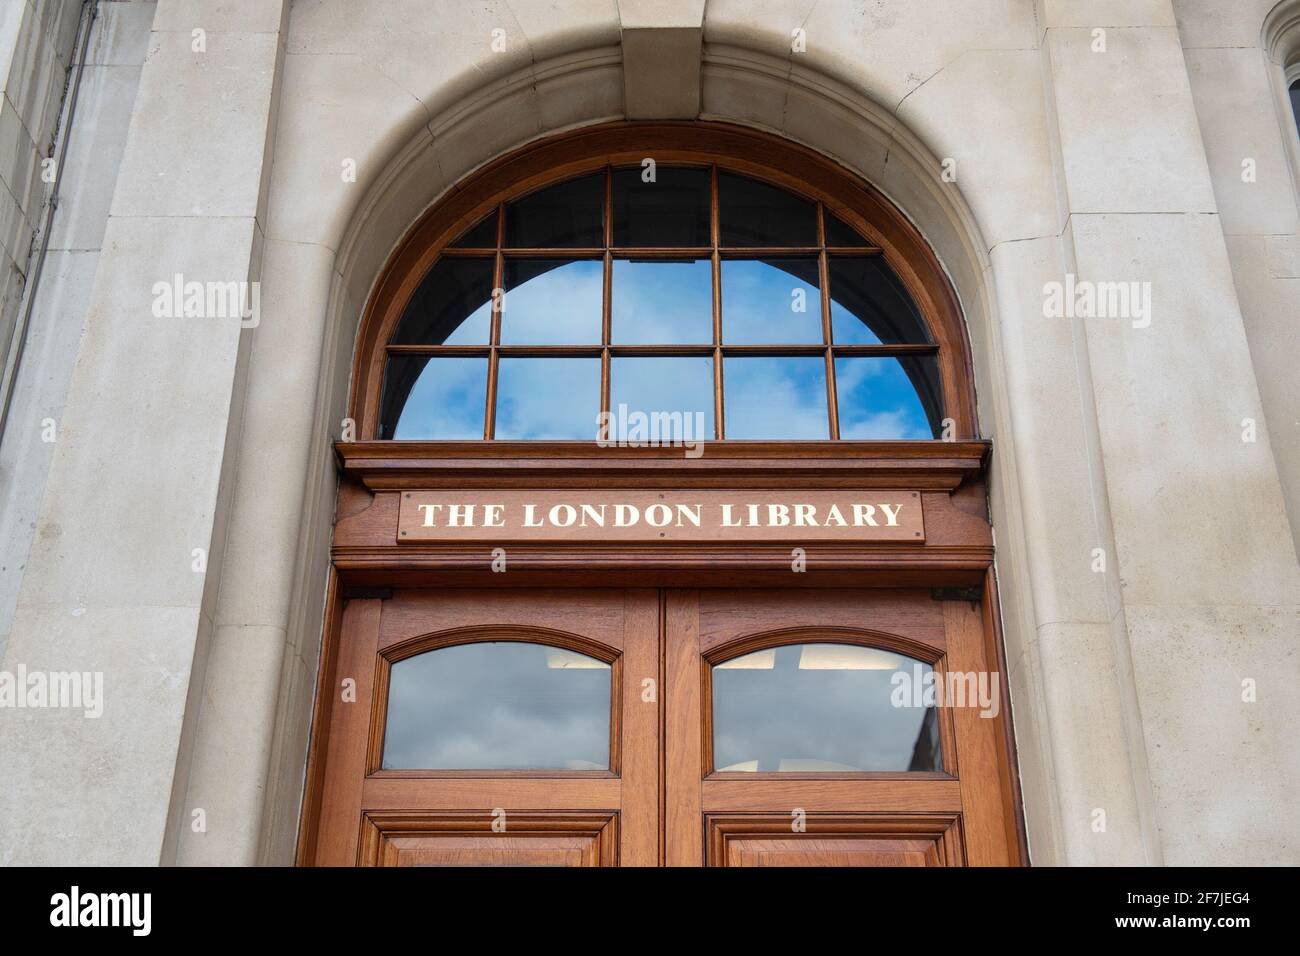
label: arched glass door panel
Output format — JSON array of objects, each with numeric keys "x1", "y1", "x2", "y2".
[
  {"x1": 711, "y1": 642, "x2": 941, "y2": 772},
  {"x1": 381, "y1": 641, "x2": 612, "y2": 770}
]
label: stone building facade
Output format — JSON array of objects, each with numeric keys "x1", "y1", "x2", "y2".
[{"x1": 0, "y1": 0, "x2": 1298, "y2": 866}]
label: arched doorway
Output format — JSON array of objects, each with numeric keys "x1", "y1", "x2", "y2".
[{"x1": 298, "y1": 123, "x2": 1025, "y2": 866}]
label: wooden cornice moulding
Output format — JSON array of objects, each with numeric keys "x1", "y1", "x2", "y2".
[{"x1": 333, "y1": 439, "x2": 991, "y2": 491}]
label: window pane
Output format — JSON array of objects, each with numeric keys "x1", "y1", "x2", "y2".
[
  {"x1": 448, "y1": 212, "x2": 497, "y2": 248},
  {"x1": 505, "y1": 173, "x2": 604, "y2": 247},
  {"x1": 392, "y1": 257, "x2": 493, "y2": 345},
  {"x1": 718, "y1": 171, "x2": 817, "y2": 247},
  {"x1": 713, "y1": 643, "x2": 942, "y2": 772},
  {"x1": 613, "y1": 166, "x2": 710, "y2": 246},
  {"x1": 610, "y1": 357, "x2": 716, "y2": 442},
  {"x1": 383, "y1": 642, "x2": 611, "y2": 770},
  {"x1": 612, "y1": 258, "x2": 712, "y2": 344},
  {"x1": 1291, "y1": 79, "x2": 1300, "y2": 139},
  {"x1": 824, "y1": 210, "x2": 868, "y2": 247},
  {"x1": 381, "y1": 356, "x2": 487, "y2": 439},
  {"x1": 500, "y1": 259, "x2": 603, "y2": 344},
  {"x1": 721, "y1": 258, "x2": 822, "y2": 344},
  {"x1": 829, "y1": 257, "x2": 930, "y2": 345},
  {"x1": 836, "y1": 356, "x2": 942, "y2": 439},
  {"x1": 724, "y1": 356, "x2": 829, "y2": 439},
  {"x1": 496, "y1": 357, "x2": 601, "y2": 439}
]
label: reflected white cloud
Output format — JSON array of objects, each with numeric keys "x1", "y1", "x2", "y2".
[
  {"x1": 835, "y1": 356, "x2": 934, "y2": 439},
  {"x1": 724, "y1": 356, "x2": 829, "y2": 439},
  {"x1": 501, "y1": 260, "x2": 603, "y2": 344},
  {"x1": 391, "y1": 357, "x2": 487, "y2": 439},
  {"x1": 612, "y1": 259, "x2": 712, "y2": 344},
  {"x1": 713, "y1": 643, "x2": 940, "y2": 772},
  {"x1": 383, "y1": 642, "x2": 611, "y2": 770},
  {"x1": 722, "y1": 259, "x2": 823, "y2": 344},
  {"x1": 496, "y1": 357, "x2": 602, "y2": 439}
]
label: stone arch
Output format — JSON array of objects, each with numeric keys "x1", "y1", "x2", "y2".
[{"x1": 247, "y1": 35, "x2": 1045, "y2": 865}]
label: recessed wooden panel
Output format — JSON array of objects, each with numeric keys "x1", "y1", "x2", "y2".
[
  {"x1": 705, "y1": 813, "x2": 964, "y2": 867},
  {"x1": 361, "y1": 811, "x2": 618, "y2": 867}
]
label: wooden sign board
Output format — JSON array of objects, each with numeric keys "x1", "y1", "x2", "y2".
[{"x1": 398, "y1": 490, "x2": 924, "y2": 543}]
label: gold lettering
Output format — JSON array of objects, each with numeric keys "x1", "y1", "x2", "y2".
[
  {"x1": 677, "y1": 504, "x2": 702, "y2": 527},
  {"x1": 853, "y1": 504, "x2": 878, "y2": 527}
]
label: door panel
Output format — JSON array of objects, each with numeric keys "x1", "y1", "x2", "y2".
[
  {"x1": 308, "y1": 587, "x2": 1019, "y2": 866},
  {"x1": 665, "y1": 589, "x2": 1017, "y2": 866},
  {"x1": 311, "y1": 589, "x2": 658, "y2": 866},
  {"x1": 705, "y1": 813, "x2": 964, "y2": 867},
  {"x1": 360, "y1": 811, "x2": 618, "y2": 867}
]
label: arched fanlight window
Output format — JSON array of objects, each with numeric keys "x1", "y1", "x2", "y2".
[{"x1": 358, "y1": 125, "x2": 972, "y2": 443}]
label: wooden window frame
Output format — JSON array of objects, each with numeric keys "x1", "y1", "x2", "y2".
[{"x1": 351, "y1": 122, "x2": 975, "y2": 442}]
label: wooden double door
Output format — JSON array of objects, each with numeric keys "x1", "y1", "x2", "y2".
[{"x1": 307, "y1": 587, "x2": 1020, "y2": 866}]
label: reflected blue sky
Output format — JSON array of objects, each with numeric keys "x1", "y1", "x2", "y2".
[
  {"x1": 725, "y1": 356, "x2": 829, "y2": 439},
  {"x1": 612, "y1": 259, "x2": 712, "y2": 343},
  {"x1": 390, "y1": 357, "x2": 486, "y2": 439},
  {"x1": 501, "y1": 259, "x2": 603, "y2": 344},
  {"x1": 496, "y1": 357, "x2": 601, "y2": 439},
  {"x1": 610, "y1": 356, "x2": 715, "y2": 440},
  {"x1": 828, "y1": 257, "x2": 930, "y2": 346},
  {"x1": 388, "y1": 245, "x2": 939, "y2": 440},
  {"x1": 835, "y1": 357, "x2": 935, "y2": 439},
  {"x1": 383, "y1": 642, "x2": 611, "y2": 770},
  {"x1": 721, "y1": 259, "x2": 823, "y2": 344}
]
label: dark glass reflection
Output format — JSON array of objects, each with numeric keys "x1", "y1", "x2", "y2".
[
  {"x1": 613, "y1": 166, "x2": 711, "y2": 246},
  {"x1": 829, "y1": 257, "x2": 930, "y2": 345},
  {"x1": 836, "y1": 355, "x2": 942, "y2": 439},
  {"x1": 496, "y1": 357, "x2": 601, "y2": 439},
  {"x1": 449, "y1": 213, "x2": 497, "y2": 248},
  {"x1": 718, "y1": 171, "x2": 817, "y2": 247},
  {"x1": 721, "y1": 258, "x2": 822, "y2": 344},
  {"x1": 383, "y1": 642, "x2": 611, "y2": 769},
  {"x1": 610, "y1": 357, "x2": 715, "y2": 442},
  {"x1": 824, "y1": 210, "x2": 868, "y2": 247},
  {"x1": 724, "y1": 356, "x2": 828, "y2": 439},
  {"x1": 505, "y1": 173, "x2": 604, "y2": 247},
  {"x1": 1291, "y1": 79, "x2": 1300, "y2": 140},
  {"x1": 501, "y1": 259, "x2": 602, "y2": 344},
  {"x1": 712, "y1": 643, "x2": 942, "y2": 772},
  {"x1": 381, "y1": 356, "x2": 487, "y2": 439},
  {"x1": 612, "y1": 259, "x2": 712, "y2": 344},
  {"x1": 391, "y1": 257, "x2": 493, "y2": 345}
]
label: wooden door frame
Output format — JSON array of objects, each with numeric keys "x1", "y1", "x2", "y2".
[
  {"x1": 298, "y1": 443, "x2": 1030, "y2": 865},
  {"x1": 294, "y1": 121, "x2": 1028, "y2": 866}
]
